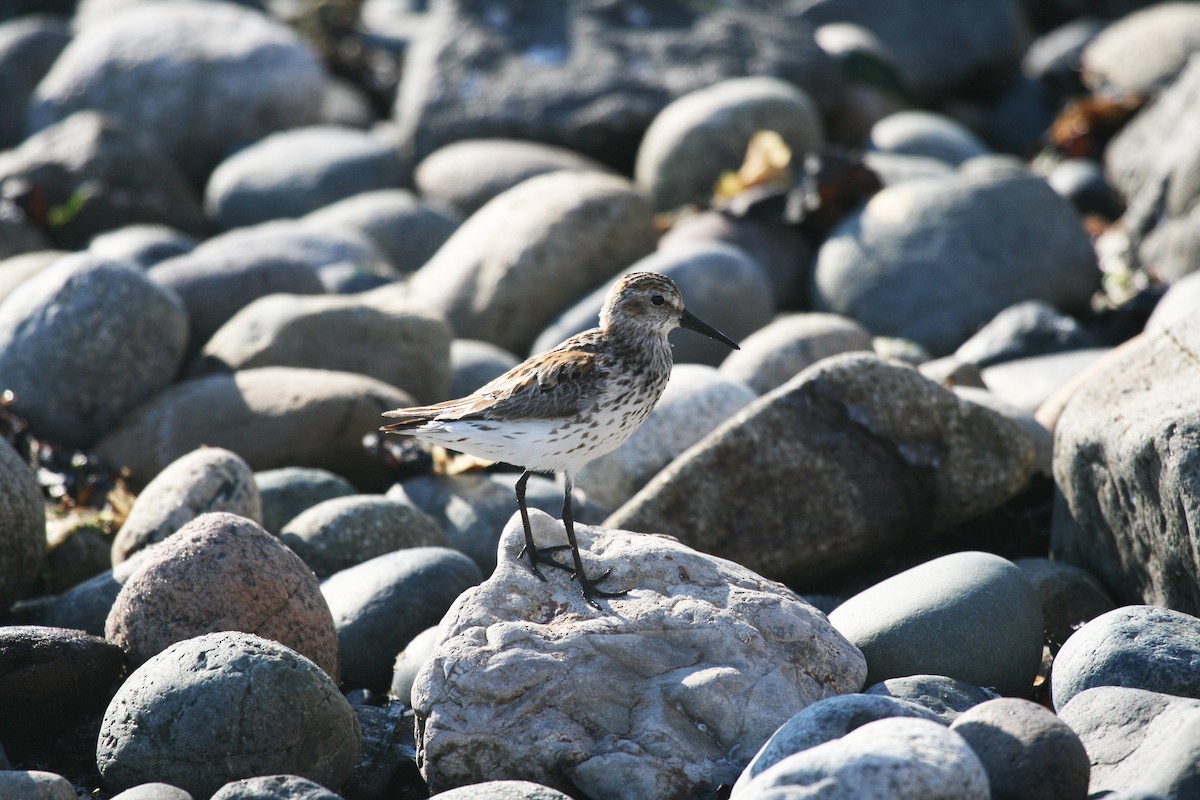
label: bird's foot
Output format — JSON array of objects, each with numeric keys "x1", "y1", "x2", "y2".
[
  {"x1": 577, "y1": 568, "x2": 629, "y2": 609},
  {"x1": 519, "y1": 544, "x2": 575, "y2": 581}
]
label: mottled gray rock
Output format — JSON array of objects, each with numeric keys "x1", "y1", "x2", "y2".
[
  {"x1": 1058, "y1": 686, "x2": 1200, "y2": 798},
  {"x1": 106, "y1": 512, "x2": 340, "y2": 678},
  {"x1": 394, "y1": 2, "x2": 838, "y2": 170},
  {"x1": 301, "y1": 188, "x2": 459, "y2": 275},
  {"x1": 1082, "y1": 3, "x2": 1200, "y2": 95},
  {"x1": 210, "y1": 774, "x2": 341, "y2": 800},
  {"x1": 323, "y1": 546, "x2": 482, "y2": 691},
  {"x1": 205, "y1": 126, "x2": 406, "y2": 230},
  {"x1": 868, "y1": 111, "x2": 989, "y2": 165},
  {"x1": 193, "y1": 292, "x2": 452, "y2": 402},
  {"x1": 407, "y1": 171, "x2": 656, "y2": 354},
  {"x1": 415, "y1": 139, "x2": 610, "y2": 218},
  {"x1": 532, "y1": 242, "x2": 774, "y2": 366},
  {"x1": 734, "y1": 717, "x2": 988, "y2": 800},
  {"x1": 863, "y1": 675, "x2": 999, "y2": 725},
  {"x1": 111, "y1": 447, "x2": 262, "y2": 565},
  {"x1": 414, "y1": 509, "x2": 866, "y2": 798},
  {"x1": 390, "y1": 625, "x2": 440, "y2": 708},
  {"x1": 950, "y1": 698, "x2": 1089, "y2": 800},
  {"x1": 108, "y1": 783, "x2": 194, "y2": 800},
  {"x1": 1051, "y1": 312, "x2": 1200, "y2": 612},
  {"x1": 812, "y1": 166, "x2": 1099, "y2": 355},
  {"x1": 0, "y1": 437, "x2": 43, "y2": 614},
  {"x1": 635, "y1": 76, "x2": 824, "y2": 212},
  {"x1": 0, "y1": 253, "x2": 187, "y2": 449},
  {"x1": 29, "y1": 2, "x2": 326, "y2": 185},
  {"x1": 733, "y1": 693, "x2": 942, "y2": 793},
  {"x1": 0, "y1": 110, "x2": 205, "y2": 250},
  {"x1": 608, "y1": 354, "x2": 1037, "y2": 587},
  {"x1": 94, "y1": 367, "x2": 413, "y2": 491},
  {"x1": 1014, "y1": 558, "x2": 1115, "y2": 650},
  {"x1": 953, "y1": 387, "x2": 1053, "y2": 476},
  {"x1": 88, "y1": 225, "x2": 198, "y2": 269},
  {"x1": 0, "y1": 16, "x2": 69, "y2": 150},
  {"x1": 448, "y1": 339, "x2": 520, "y2": 400},
  {"x1": 719, "y1": 313, "x2": 872, "y2": 395},
  {"x1": 577, "y1": 364, "x2": 756, "y2": 513},
  {"x1": 1051, "y1": 605, "x2": 1200, "y2": 711},
  {"x1": 97, "y1": 632, "x2": 360, "y2": 799},
  {"x1": 829, "y1": 552, "x2": 1044, "y2": 697},
  {"x1": 429, "y1": 782, "x2": 573, "y2": 800},
  {"x1": 0, "y1": 771, "x2": 75, "y2": 800},
  {"x1": 255, "y1": 467, "x2": 357, "y2": 536},
  {"x1": 281, "y1": 494, "x2": 445, "y2": 579},
  {"x1": 955, "y1": 300, "x2": 1097, "y2": 369}
]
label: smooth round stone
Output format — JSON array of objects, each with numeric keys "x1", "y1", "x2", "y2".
[
  {"x1": 868, "y1": 110, "x2": 989, "y2": 166},
  {"x1": 210, "y1": 774, "x2": 341, "y2": 799},
  {"x1": 448, "y1": 339, "x2": 520, "y2": 400},
  {"x1": 281, "y1": 494, "x2": 445, "y2": 579},
  {"x1": 635, "y1": 76, "x2": 824, "y2": 212},
  {"x1": 390, "y1": 625, "x2": 440, "y2": 708},
  {"x1": 429, "y1": 781, "x2": 573, "y2": 800},
  {"x1": 531, "y1": 241, "x2": 773, "y2": 366},
  {"x1": 1046, "y1": 159, "x2": 1124, "y2": 221},
  {"x1": 106, "y1": 512, "x2": 340, "y2": 679},
  {"x1": 97, "y1": 632, "x2": 360, "y2": 799},
  {"x1": 0, "y1": 771, "x2": 75, "y2": 800},
  {"x1": 734, "y1": 693, "x2": 943, "y2": 792},
  {"x1": 1082, "y1": 3, "x2": 1200, "y2": 95},
  {"x1": 0, "y1": 437, "x2": 44, "y2": 614},
  {"x1": 255, "y1": 467, "x2": 357, "y2": 535},
  {"x1": 862, "y1": 150, "x2": 955, "y2": 187},
  {"x1": 205, "y1": 126, "x2": 406, "y2": 230},
  {"x1": 577, "y1": 364, "x2": 756, "y2": 512},
  {"x1": 415, "y1": 138, "x2": 611, "y2": 218},
  {"x1": 0, "y1": 110, "x2": 205, "y2": 250},
  {"x1": 94, "y1": 367, "x2": 414, "y2": 492},
  {"x1": 29, "y1": 2, "x2": 325, "y2": 185},
  {"x1": 301, "y1": 188, "x2": 459, "y2": 275},
  {"x1": 737, "y1": 717, "x2": 989, "y2": 799},
  {"x1": 813, "y1": 22, "x2": 909, "y2": 146},
  {"x1": 954, "y1": 300, "x2": 1098, "y2": 369},
  {"x1": 88, "y1": 225, "x2": 199, "y2": 269},
  {"x1": 0, "y1": 252, "x2": 188, "y2": 449},
  {"x1": 1145, "y1": 270, "x2": 1200, "y2": 335},
  {"x1": 1051, "y1": 605, "x2": 1200, "y2": 712},
  {"x1": 108, "y1": 782, "x2": 194, "y2": 800},
  {"x1": 829, "y1": 552, "x2": 1044, "y2": 697},
  {"x1": 1024, "y1": 17, "x2": 1104, "y2": 94},
  {"x1": 950, "y1": 697, "x2": 1090, "y2": 800},
  {"x1": 718, "y1": 313, "x2": 873, "y2": 395},
  {"x1": 863, "y1": 675, "x2": 999, "y2": 724},
  {"x1": 0, "y1": 16, "x2": 69, "y2": 150},
  {"x1": 322, "y1": 547, "x2": 482, "y2": 691},
  {"x1": 980, "y1": 348, "x2": 1110, "y2": 413},
  {"x1": 111, "y1": 447, "x2": 262, "y2": 565},
  {"x1": 1013, "y1": 558, "x2": 1115, "y2": 651}
]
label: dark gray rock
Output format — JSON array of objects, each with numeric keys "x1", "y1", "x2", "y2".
[
  {"x1": 0, "y1": 15, "x2": 69, "y2": 150},
  {"x1": 97, "y1": 631, "x2": 360, "y2": 799},
  {"x1": 301, "y1": 188, "x2": 459, "y2": 275},
  {"x1": 1082, "y1": 3, "x2": 1200, "y2": 95},
  {"x1": 829, "y1": 552, "x2": 1044, "y2": 697},
  {"x1": 531, "y1": 241, "x2": 773, "y2": 366},
  {"x1": 0, "y1": 207, "x2": 49, "y2": 261},
  {"x1": 1047, "y1": 158, "x2": 1124, "y2": 221},
  {"x1": 210, "y1": 774, "x2": 341, "y2": 800},
  {"x1": 394, "y1": 1, "x2": 839, "y2": 170},
  {"x1": 868, "y1": 110, "x2": 989, "y2": 165},
  {"x1": 255, "y1": 467, "x2": 357, "y2": 536},
  {"x1": 1051, "y1": 312, "x2": 1200, "y2": 612},
  {"x1": 281, "y1": 494, "x2": 445, "y2": 579},
  {"x1": 954, "y1": 300, "x2": 1097, "y2": 369},
  {"x1": 812, "y1": 165, "x2": 1099, "y2": 356},
  {"x1": 719, "y1": 312, "x2": 873, "y2": 395},
  {"x1": 1051, "y1": 605, "x2": 1200, "y2": 711},
  {"x1": 635, "y1": 76, "x2": 824, "y2": 212},
  {"x1": 863, "y1": 675, "x2": 999, "y2": 724},
  {"x1": 88, "y1": 225, "x2": 199, "y2": 269},
  {"x1": 111, "y1": 447, "x2": 262, "y2": 565},
  {"x1": 205, "y1": 126, "x2": 406, "y2": 230},
  {"x1": 1014, "y1": 557, "x2": 1115, "y2": 650},
  {"x1": 322, "y1": 547, "x2": 482, "y2": 691},
  {"x1": 341, "y1": 701, "x2": 423, "y2": 800},
  {"x1": 94, "y1": 367, "x2": 414, "y2": 492},
  {"x1": 447, "y1": 339, "x2": 520, "y2": 400},
  {"x1": 950, "y1": 697, "x2": 1090, "y2": 800},
  {"x1": 608, "y1": 354, "x2": 1037, "y2": 588},
  {"x1": 20, "y1": 551, "x2": 149, "y2": 637},
  {"x1": 0, "y1": 252, "x2": 187, "y2": 448},
  {"x1": 0, "y1": 437, "x2": 43, "y2": 614},
  {"x1": 29, "y1": 2, "x2": 326, "y2": 185},
  {"x1": 387, "y1": 474, "x2": 517, "y2": 574},
  {"x1": 733, "y1": 693, "x2": 943, "y2": 792}
]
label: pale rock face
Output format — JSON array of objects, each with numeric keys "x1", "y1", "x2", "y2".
[{"x1": 413, "y1": 509, "x2": 867, "y2": 800}]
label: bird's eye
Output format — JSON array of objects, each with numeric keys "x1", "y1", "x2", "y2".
[{"x1": 651, "y1": 295, "x2": 665, "y2": 306}]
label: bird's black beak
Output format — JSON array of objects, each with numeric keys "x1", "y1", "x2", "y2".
[{"x1": 679, "y1": 308, "x2": 740, "y2": 350}]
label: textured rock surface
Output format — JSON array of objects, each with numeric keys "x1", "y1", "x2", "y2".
[
  {"x1": 609, "y1": 354, "x2": 1037, "y2": 588},
  {"x1": 413, "y1": 510, "x2": 866, "y2": 798},
  {"x1": 863, "y1": 675, "x2": 999, "y2": 724},
  {"x1": 0, "y1": 437, "x2": 45, "y2": 614}
]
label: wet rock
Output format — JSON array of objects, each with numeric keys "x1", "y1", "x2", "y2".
[
  {"x1": 413, "y1": 509, "x2": 866, "y2": 797},
  {"x1": 0, "y1": 437, "x2": 44, "y2": 614},
  {"x1": 719, "y1": 313, "x2": 873, "y2": 395},
  {"x1": 256, "y1": 467, "x2": 357, "y2": 536},
  {"x1": 97, "y1": 632, "x2": 360, "y2": 799},
  {"x1": 107, "y1": 511, "x2": 339, "y2": 677},
  {"x1": 111, "y1": 447, "x2": 262, "y2": 565},
  {"x1": 609, "y1": 354, "x2": 1037, "y2": 588},
  {"x1": 863, "y1": 675, "x2": 999, "y2": 724}
]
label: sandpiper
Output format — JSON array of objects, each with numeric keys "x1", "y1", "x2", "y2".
[{"x1": 381, "y1": 271, "x2": 740, "y2": 606}]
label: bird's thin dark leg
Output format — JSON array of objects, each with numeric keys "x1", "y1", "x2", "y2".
[
  {"x1": 562, "y1": 474, "x2": 627, "y2": 608},
  {"x1": 515, "y1": 470, "x2": 572, "y2": 579}
]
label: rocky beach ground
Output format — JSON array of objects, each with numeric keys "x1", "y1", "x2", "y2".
[{"x1": 1, "y1": 0, "x2": 1199, "y2": 798}]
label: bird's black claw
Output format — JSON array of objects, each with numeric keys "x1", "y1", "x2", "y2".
[
  {"x1": 519, "y1": 544, "x2": 576, "y2": 578},
  {"x1": 578, "y1": 571, "x2": 628, "y2": 608}
]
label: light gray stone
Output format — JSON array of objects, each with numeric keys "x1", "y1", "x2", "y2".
[
  {"x1": 0, "y1": 771, "x2": 75, "y2": 800},
  {"x1": 868, "y1": 110, "x2": 989, "y2": 166},
  {"x1": 863, "y1": 675, "x2": 999, "y2": 724},
  {"x1": 88, "y1": 225, "x2": 198, "y2": 269},
  {"x1": 980, "y1": 348, "x2": 1109, "y2": 413},
  {"x1": 719, "y1": 313, "x2": 872, "y2": 395},
  {"x1": 210, "y1": 774, "x2": 341, "y2": 800},
  {"x1": 429, "y1": 781, "x2": 573, "y2": 800},
  {"x1": 1082, "y1": 3, "x2": 1200, "y2": 95},
  {"x1": 391, "y1": 625, "x2": 440, "y2": 708},
  {"x1": 108, "y1": 782, "x2": 194, "y2": 800}
]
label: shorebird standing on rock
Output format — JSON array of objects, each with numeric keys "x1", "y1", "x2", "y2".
[{"x1": 381, "y1": 271, "x2": 740, "y2": 606}]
